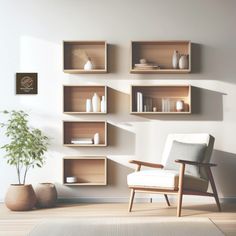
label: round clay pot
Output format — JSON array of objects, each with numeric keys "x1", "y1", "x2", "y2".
[
  {"x1": 34, "y1": 183, "x2": 57, "y2": 208},
  {"x1": 5, "y1": 184, "x2": 37, "y2": 211}
]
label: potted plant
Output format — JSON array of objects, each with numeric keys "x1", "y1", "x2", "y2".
[{"x1": 0, "y1": 110, "x2": 49, "y2": 211}]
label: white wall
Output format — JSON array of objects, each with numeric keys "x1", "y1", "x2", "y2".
[{"x1": 0, "y1": 0, "x2": 236, "y2": 202}]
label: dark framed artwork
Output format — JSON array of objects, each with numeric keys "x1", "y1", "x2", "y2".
[{"x1": 16, "y1": 73, "x2": 38, "y2": 94}]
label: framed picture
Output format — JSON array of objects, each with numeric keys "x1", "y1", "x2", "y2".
[{"x1": 16, "y1": 73, "x2": 38, "y2": 94}]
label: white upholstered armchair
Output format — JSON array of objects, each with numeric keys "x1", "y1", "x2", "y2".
[{"x1": 127, "y1": 133, "x2": 221, "y2": 217}]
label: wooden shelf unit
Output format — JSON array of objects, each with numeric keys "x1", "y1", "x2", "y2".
[
  {"x1": 130, "y1": 41, "x2": 191, "y2": 73},
  {"x1": 63, "y1": 121, "x2": 107, "y2": 146},
  {"x1": 63, "y1": 156, "x2": 107, "y2": 186},
  {"x1": 63, "y1": 85, "x2": 107, "y2": 114},
  {"x1": 63, "y1": 41, "x2": 107, "y2": 73},
  {"x1": 131, "y1": 85, "x2": 191, "y2": 114}
]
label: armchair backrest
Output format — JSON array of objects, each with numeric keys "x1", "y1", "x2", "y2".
[{"x1": 161, "y1": 133, "x2": 215, "y2": 180}]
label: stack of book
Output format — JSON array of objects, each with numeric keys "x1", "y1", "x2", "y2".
[
  {"x1": 134, "y1": 63, "x2": 160, "y2": 70},
  {"x1": 71, "y1": 138, "x2": 93, "y2": 145}
]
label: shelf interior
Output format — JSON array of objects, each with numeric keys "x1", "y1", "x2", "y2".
[
  {"x1": 64, "y1": 86, "x2": 106, "y2": 113},
  {"x1": 63, "y1": 158, "x2": 106, "y2": 185},
  {"x1": 64, "y1": 41, "x2": 106, "y2": 70}
]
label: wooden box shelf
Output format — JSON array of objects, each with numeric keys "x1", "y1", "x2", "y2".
[
  {"x1": 63, "y1": 156, "x2": 107, "y2": 185},
  {"x1": 63, "y1": 85, "x2": 107, "y2": 114},
  {"x1": 63, "y1": 121, "x2": 107, "y2": 146},
  {"x1": 63, "y1": 41, "x2": 107, "y2": 73},
  {"x1": 130, "y1": 41, "x2": 191, "y2": 74},
  {"x1": 131, "y1": 85, "x2": 191, "y2": 114}
]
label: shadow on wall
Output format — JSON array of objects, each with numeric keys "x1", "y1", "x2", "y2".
[
  {"x1": 211, "y1": 150, "x2": 236, "y2": 198},
  {"x1": 56, "y1": 159, "x2": 133, "y2": 198},
  {"x1": 191, "y1": 43, "x2": 202, "y2": 74},
  {"x1": 107, "y1": 44, "x2": 119, "y2": 74},
  {"x1": 137, "y1": 86, "x2": 224, "y2": 121}
]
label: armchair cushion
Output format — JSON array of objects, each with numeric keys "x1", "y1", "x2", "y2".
[
  {"x1": 164, "y1": 141, "x2": 207, "y2": 177},
  {"x1": 127, "y1": 169, "x2": 208, "y2": 192}
]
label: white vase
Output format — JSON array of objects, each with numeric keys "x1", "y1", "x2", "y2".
[
  {"x1": 179, "y1": 55, "x2": 188, "y2": 69},
  {"x1": 176, "y1": 100, "x2": 184, "y2": 112},
  {"x1": 92, "y1": 93, "x2": 101, "y2": 112},
  {"x1": 172, "y1": 50, "x2": 180, "y2": 69},
  {"x1": 86, "y1": 99, "x2": 92, "y2": 112},
  {"x1": 94, "y1": 133, "x2": 100, "y2": 145},
  {"x1": 101, "y1": 96, "x2": 106, "y2": 113},
  {"x1": 84, "y1": 59, "x2": 93, "y2": 70}
]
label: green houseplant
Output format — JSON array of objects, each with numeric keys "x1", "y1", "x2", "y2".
[{"x1": 0, "y1": 110, "x2": 49, "y2": 211}]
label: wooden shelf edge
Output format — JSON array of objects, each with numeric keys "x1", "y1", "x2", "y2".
[
  {"x1": 63, "y1": 112, "x2": 107, "y2": 115},
  {"x1": 63, "y1": 183, "x2": 107, "y2": 186},
  {"x1": 63, "y1": 144, "x2": 107, "y2": 147},
  {"x1": 130, "y1": 112, "x2": 191, "y2": 115},
  {"x1": 130, "y1": 69, "x2": 191, "y2": 74},
  {"x1": 63, "y1": 69, "x2": 107, "y2": 74}
]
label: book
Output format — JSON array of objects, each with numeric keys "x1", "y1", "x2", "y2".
[{"x1": 71, "y1": 138, "x2": 93, "y2": 144}]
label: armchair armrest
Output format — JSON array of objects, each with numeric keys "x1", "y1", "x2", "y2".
[
  {"x1": 129, "y1": 160, "x2": 164, "y2": 169},
  {"x1": 175, "y1": 159, "x2": 217, "y2": 167}
]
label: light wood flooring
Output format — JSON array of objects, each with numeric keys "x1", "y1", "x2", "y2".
[{"x1": 0, "y1": 202, "x2": 236, "y2": 236}]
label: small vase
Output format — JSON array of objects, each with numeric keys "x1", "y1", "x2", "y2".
[
  {"x1": 84, "y1": 58, "x2": 93, "y2": 70},
  {"x1": 176, "y1": 100, "x2": 184, "y2": 112},
  {"x1": 34, "y1": 183, "x2": 57, "y2": 208},
  {"x1": 92, "y1": 93, "x2": 101, "y2": 112},
  {"x1": 94, "y1": 133, "x2": 100, "y2": 145},
  {"x1": 172, "y1": 50, "x2": 180, "y2": 69},
  {"x1": 179, "y1": 55, "x2": 188, "y2": 69},
  {"x1": 86, "y1": 99, "x2": 92, "y2": 112},
  {"x1": 101, "y1": 96, "x2": 106, "y2": 113},
  {"x1": 5, "y1": 184, "x2": 37, "y2": 211}
]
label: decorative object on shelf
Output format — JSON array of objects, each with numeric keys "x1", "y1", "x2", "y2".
[
  {"x1": 140, "y1": 58, "x2": 147, "y2": 64},
  {"x1": 66, "y1": 176, "x2": 77, "y2": 184},
  {"x1": 84, "y1": 57, "x2": 93, "y2": 71},
  {"x1": 101, "y1": 96, "x2": 106, "y2": 113},
  {"x1": 94, "y1": 133, "x2": 100, "y2": 145},
  {"x1": 153, "y1": 107, "x2": 157, "y2": 112},
  {"x1": 92, "y1": 93, "x2": 101, "y2": 112},
  {"x1": 137, "y1": 92, "x2": 143, "y2": 112},
  {"x1": 179, "y1": 55, "x2": 189, "y2": 69},
  {"x1": 172, "y1": 50, "x2": 180, "y2": 69},
  {"x1": 0, "y1": 110, "x2": 49, "y2": 211},
  {"x1": 134, "y1": 61, "x2": 160, "y2": 70},
  {"x1": 71, "y1": 138, "x2": 93, "y2": 145},
  {"x1": 144, "y1": 96, "x2": 153, "y2": 112},
  {"x1": 5, "y1": 184, "x2": 37, "y2": 211},
  {"x1": 162, "y1": 98, "x2": 171, "y2": 112},
  {"x1": 86, "y1": 99, "x2": 92, "y2": 112},
  {"x1": 176, "y1": 100, "x2": 185, "y2": 112},
  {"x1": 34, "y1": 183, "x2": 57, "y2": 208},
  {"x1": 16, "y1": 73, "x2": 38, "y2": 94}
]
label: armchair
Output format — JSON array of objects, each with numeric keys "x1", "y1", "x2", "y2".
[{"x1": 127, "y1": 134, "x2": 221, "y2": 217}]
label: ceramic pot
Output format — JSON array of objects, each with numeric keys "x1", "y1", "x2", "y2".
[
  {"x1": 172, "y1": 50, "x2": 180, "y2": 69},
  {"x1": 84, "y1": 58, "x2": 93, "y2": 70},
  {"x1": 92, "y1": 93, "x2": 101, "y2": 112},
  {"x1": 94, "y1": 133, "x2": 100, "y2": 145},
  {"x1": 5, "y1": 184, "x2": 36, "y2": 211},
  {"x1": 176, "y1": 100, "x2": 184, "y2": 112},
  {"x1": 34, "y1": 183, "x2": 57, "y2": 208},
  {"x1": 179, "y1": 55, "x2": 188, "y2": 69},
  {"x1": 86, "y1": 99, "x2": 92, "y2": 112},
  {"x1": 101, "y1": 96, "x2": 106, "y2": 113}
]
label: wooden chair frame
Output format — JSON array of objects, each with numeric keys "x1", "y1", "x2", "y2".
[{"x1": 128, "y1": 159, "x2": 221, "y2": 217}]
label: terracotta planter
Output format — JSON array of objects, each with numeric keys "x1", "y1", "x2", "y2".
[
  {"x1": 34, "y1": 183, "x2": 57, "y2": 208},
  {"x1": 5, "y1": 184, "x2": 36, "y2": 211}
]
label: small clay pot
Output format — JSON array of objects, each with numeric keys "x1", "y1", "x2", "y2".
[
  {"x1": 34, "y1": 183, "x2": 57, "y2": 208},
  {"x1": 5, "y1": 184, "x2": 37, "y2": 211}
]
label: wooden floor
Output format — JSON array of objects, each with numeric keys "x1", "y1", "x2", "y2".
[{"x1": 0, "y1": 202, "x2": 236, "y2": 236}]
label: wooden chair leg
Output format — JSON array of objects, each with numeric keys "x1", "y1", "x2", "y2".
[
  {"x1": 206, "y1": 167, "x2": 221, "y2": 212},
  {"x1": 177, "y1": 163, "x2": 185, "y2": 217},
  {"x1": 128, "y1": 189, "x2": 135, "y2": 212},
  {"x1": 164, "y1": 194, "x2": 170, "y2": 206}
]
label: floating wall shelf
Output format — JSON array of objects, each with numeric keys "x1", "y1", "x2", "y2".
[
  {"x1": 63, "y1": 85, "x2": 107, "y2": 114},
  {"x1": 130, "y1": 41, "x2": 191, "y2": 74},
  {"x1": 63, "y1": 121, "x2": 107, "y2": 147},
  {"x1": 131, "y1": 85, "x2": 191, "y2": 114},
  {"x1": 63, "y1": 156, "x2": 107, "y2": 186},
  {"x1": 63, "y1": 41, "x2": 107, "y2": 73}
]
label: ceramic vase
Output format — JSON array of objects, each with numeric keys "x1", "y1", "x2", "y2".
[
  {"x1": 84, "y1": 58, "x2": 93, "y2": 70},
  {"x1": 176, "y1": 100, "x2": 184, "y2": 112},
  {"x1": 86, "y1": 99, "x2": 92, "y2": 112},
  {"x1": 5, "y1": 184, "x2": 37, "y2": 211},
  {"x1": 94, "y1": 133, "x2": 100, "y2": 145},
  {"x1": 34, "y1": 183, "x2": 57, "y2": 208},
  {"x1": 92, "y1": 93, "x2": 101, "y2": 112},
  {"x1": 172, "y1": 50, "x2": 180, "y2": 69},
  {"x1": 179, "y1": 55, "x2": 188, "y2": 69},
  {"x1": 101, "y1": 96, "x2": 106, "y2": 113}
]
